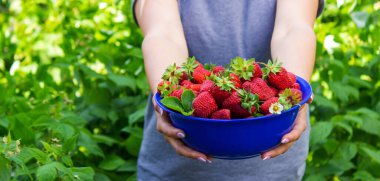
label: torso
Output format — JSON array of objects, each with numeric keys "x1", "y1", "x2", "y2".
[{"x1": 179, "y1": 0, "x2": 276, "y2": 65}]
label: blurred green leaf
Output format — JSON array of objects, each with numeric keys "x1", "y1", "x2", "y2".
[
  {"x1": 361, "y1": 147, "x2": 380, "y2": 165},
  {"x1": 310, "y1": 122, "x2": 333, "y2": 146},
  {"x1": 353, "y1": 170, "x2": 376, "y2": 181},
  {"x1": 0, "y1": 156, "x2": 11, "y2": 181},
  {"x1": 99, "y1": 155, "x2": 126, "y2": 171}
]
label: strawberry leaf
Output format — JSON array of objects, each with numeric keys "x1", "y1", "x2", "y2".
[
  {"x1": 181, "y1": 89, "x2": 195, "y2": 112},
  {"x1": 160, "y1": 97, "x2": 185, "y2": 113},
  {"x1": 161, "y1": 95, "x2": 194, "y2": 116}
]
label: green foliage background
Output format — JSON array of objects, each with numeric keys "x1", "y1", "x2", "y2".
[{"x1": 0, "y1": 0, "x2": 379, "y2": 180}]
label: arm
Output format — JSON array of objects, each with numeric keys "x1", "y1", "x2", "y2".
[
  {"x1": 261, "y1": 0, "x2": 319, "y2": 160},
  {"x1": 271, "y1": 0, "x2": 318, "y2": 81},
  {"x1": 136, "y1": 0, "x2": 188, "y2": 93},
  {"x1": 135, "y1": 0, "x2": 211, "y2": 163}
]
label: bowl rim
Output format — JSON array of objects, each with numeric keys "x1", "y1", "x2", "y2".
[{"x1": 155, "y1": 76, "x2": 312, "y2": 123}]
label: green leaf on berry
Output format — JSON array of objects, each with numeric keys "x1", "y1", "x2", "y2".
[
  {"x1": 262, "y1": 59, "x2": 282, "y2": 79},
  {"x1": 181, "y1": 89, "x2": 195, "y2": 112},
  {"x1": 204, "y1": 63, "x2": 216, "y2": 71},
  {"x1": 230, "y1": 57, "x2": 254, "y2": 80},
  {"x1": 162, "y1": 63, "x2": 183, "y2": 85},
  {"x1": 160, "y1": 97, "x2": 183, "y2": 113},
  {"x1": 237, "y1": 89, "x2": 260, "y2": 115},
  {"x1": 181, "y1": 57, "x2": 198, "y2": 80},
  {"x1": 160, "y1": 95, "x2": 194, "y2": 116}
]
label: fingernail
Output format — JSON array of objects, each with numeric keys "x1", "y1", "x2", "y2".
[
  {"x1": 177, "y1": 132, "x2": 185, "y2": 138},
  {"x1": 159, "y1": 108, "x2": 163, "y2": 116},
  {"x1": 197, "y1": 157, "x2": 207, "y2": 163},
  {"x1": 207, "y1": 159, "x2": 212, "y2": 163},
  {"x1": 281, "y1": 138, "x2": 289, "y2": 144},
  {"x1": 262, "y1": 156, "x2": 271, "y2": 160}
]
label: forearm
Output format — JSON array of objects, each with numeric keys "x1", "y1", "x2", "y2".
[
  {"x1": 142, "y1": 34, "x2": 188, "y2": 93},
  {"x1": 271, "y1": 25, "x2": 317, "y2": 82}
]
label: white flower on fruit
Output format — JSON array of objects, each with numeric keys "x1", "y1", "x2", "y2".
[{"x1": 269, "y1": 102, "x2": 283, "y2": 114}]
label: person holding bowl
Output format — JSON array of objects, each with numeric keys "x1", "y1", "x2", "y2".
[{"x1": 133, "y1": 0, "x2": 322, "y2": 180}]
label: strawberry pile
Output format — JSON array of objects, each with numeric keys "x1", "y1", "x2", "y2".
[{"x1": 157, "y1": 57, "x2": 303, "y2": 119}]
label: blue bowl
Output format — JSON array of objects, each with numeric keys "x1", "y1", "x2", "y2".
[{"x1": 155, "y1": 76, "x2": 312, "y2": 159}]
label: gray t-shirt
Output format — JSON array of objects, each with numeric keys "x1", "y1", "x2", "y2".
[{"x1": 133, "y1": 1, "x2": 324, "y2": 180}]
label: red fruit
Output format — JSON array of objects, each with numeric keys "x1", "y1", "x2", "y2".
[
  {"x1": 210, "y1": 109, "x2": 231, "y2": 119},
  {"x1": 230, "y1": 73, "x2": 242, "y2": 88},
  {"x1": 195, "y1": 60, "x2": 203, "y2": 68},
  {"x1": 291, "y1": 83, "x2": 301, "y2": 90},
  {"x1": 192, "y1": 92, "x2": 218, "y2": 118},
  {"x1": 253, "y1": 62, "x2": 263, "y2": 78},
  {"x1": 180, "y1": 80, "x2": 193, "y2": 87},
  {"x1": 193, "y1": 67, "x2": 211, "y2": 84},
  {"x1": 180, "y1": 80, "x2": 202, "y2": 92},
  {"x1": 213, "y1": 66, "x2": 225, "y2": 75},
  {"x1": 190, "y1": 84, "x2": 201, "y2": 92},
  {"x1": 242, "y1": 78, "x2": 275, "y2": 101},
  {"x1": 181, "y1": 72, "x2": 188, "y2": 82},
  {"x1": 157, "y1": 80, "x2": 171, "y2": 94},
  {"x1": 268, "y1": 67, "x2": 292, "y2": 90},
  {"x1": 169, "y1": 88, "x2": 183, "y2": 100},
  {"x1": 260, "y1": 97, "x2": 279, "y2": 115},
  {"x1": 222, "y1": 92, "x2": 257, "y2": 118},
  {"x1": 210, "y1": 86, "x2": 232, "y2": 106},
  {"x1": 200, "y1": 80, "x2": 215, "y2": 93},
  {"x1": 288, "y1": 72, "x2": 297, "y2": 85},
  {"x1": 269, "y1": 86, "x2": 279, "y2": 96}
]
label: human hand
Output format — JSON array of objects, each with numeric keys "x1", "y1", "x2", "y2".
[
  {"x1": 260, "y1": 94, "x2": 314, "y2": 160},
  {"x1": 152, "y1": 98, "x2": 213, "y2": 163}
]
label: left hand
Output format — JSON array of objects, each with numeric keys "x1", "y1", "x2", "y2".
[{"x1": 260, "y1": 94, "x2": 313, "y2": 160}]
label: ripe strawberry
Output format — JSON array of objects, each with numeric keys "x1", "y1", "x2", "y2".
[
  {"x1": 157, "y1": 80, "x2": 172, "y2": 97},
  {"x1": 231, "y1": 57, "x2": 255, "y2": 81},
  {"x1": 180, "y1": 80, "x2": 193, "y2": 87},
  {"x1": 269, "y1": 86, "x2": 279, "y2": 96},
  {"x1": 190, "y1": 84, "x2": 201, "y2": 92},
  {"x1": 192, "y1": 66, "x2": 211, "y2": 84},
  {"x1": 162, "y1": 63, "x2": 183, "y2": 85},
  {"x1": 222, "y1": 90, "x2": 259, "y2": 118},
  {"x1": 181, "y1": 57, "x2": 201, "y2": 81},
  {"x1": 211, "y1": 86, "x2": 232, "y2": 106},
  {"x1": 242, "y1": 78, "x2": 275, "y2": 101},
  {"x1": 288, "y1": 72, "x2": 297, "y2": 85},
  {"x1": 195, "y1": 60, "x2": 203, "y2": 68},
  {"x1": 200, "y1": 80, "x2": 215, "y2": 93},
  {"x1": 210, "y1": 109, "x2": 231, "y2": 119},
  {"x1": 213, "y1": 66, "x2": 225, "y2": 75},
  {"x1": 169, "y1": 88, "x2": 183, "y2": 100},
  {"x1": 260, "y1": 97, "x2": 279, "y2": 115},
  {"x1": 291, "y1": 83, "x2": 301, "y2": 90},
  {"x1": 229, "y1": 73, "x2": 241, "y2": 88},
  {"x1": 262, "y1": 60, "x2": 292, "y2": 90},
  {"x1": 211, "y1": 75, "x2": 235, "y2": 106},
  {"x1": 253, "y1": 62, "x2": 263, "y2": 79},
  {"x1": 192, "y1": 92, "x2": 218, "y2": 118},
  {"x1": 181, "y1": 80, "x2": 201, "y2": 92},
  {"x1": 180, "y1": 72, "x2": 188, "y2": 82}
]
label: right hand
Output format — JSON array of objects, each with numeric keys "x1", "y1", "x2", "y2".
[{"x1": 153, "y1": 98, "x2": 212, "y2": 163}]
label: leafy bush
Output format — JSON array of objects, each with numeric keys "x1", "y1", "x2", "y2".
[
  {"x1": 0, "y1": 0, "x2": 379, "y2": 180},
  {"x1": 305, "y1": 0, "x2": 380, "y2": 180},
  {"x1": 0, "y1": 0, "x2": 146, "y2": 180}
]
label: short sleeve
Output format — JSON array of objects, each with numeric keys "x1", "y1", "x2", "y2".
[
  {"x1": 132, "y1": 0, "x2": 140, "y2": 27},
  {"x1": 317, "y1": 0, "x2": 325, "y2": 17}
]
